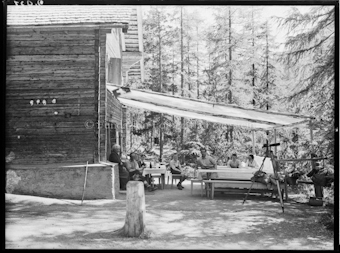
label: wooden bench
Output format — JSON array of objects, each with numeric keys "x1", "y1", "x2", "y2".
[{"x1": 203, "y1": 179, "x2": 286, "y2": 200}]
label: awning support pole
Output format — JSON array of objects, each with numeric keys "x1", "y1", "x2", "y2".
[
  {"x1": 309, "y1": 120, "x2": 314, "y2": 154},
  {"x1": 274, "y1": 129, "x2": 277, "y2": 156},
  {"x1": 252, "y1": 130, "x2": 255, "y2": 155}
]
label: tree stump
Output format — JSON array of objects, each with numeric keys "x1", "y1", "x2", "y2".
[{"x1": 115, "y1": 181, "x2": 146, "y2": 237}]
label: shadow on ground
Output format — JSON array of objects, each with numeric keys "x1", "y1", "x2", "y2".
[{"x1": 5, "y1": 181, "x2": 334, "y2": 250}]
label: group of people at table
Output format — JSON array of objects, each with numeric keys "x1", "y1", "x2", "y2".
[{"x1": 109, "y1": 144, "x2": 260, "y2": 191}]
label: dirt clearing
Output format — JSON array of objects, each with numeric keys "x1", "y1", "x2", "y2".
[{"x1": 5, "y1": 181, "x2": 334, "y2": 249}]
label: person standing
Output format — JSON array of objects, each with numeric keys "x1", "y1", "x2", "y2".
[
  {"x1": 196, "y1": 147, "x2": 217, "y2": 179},
  {"x1": 169, "y1": 153, "x2": 187, "y2": 190},
  {"x1": 108, "y1": 144, "x2": 129, "y2": 190}
]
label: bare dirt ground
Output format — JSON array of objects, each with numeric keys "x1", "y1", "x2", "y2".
[{"x1": 5, "y1": 180, "x2": 334, "y2": 250}]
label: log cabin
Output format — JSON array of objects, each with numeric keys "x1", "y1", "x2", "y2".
[{"x1": 5, "y1": 5, "x2": 144, "y2": 199}]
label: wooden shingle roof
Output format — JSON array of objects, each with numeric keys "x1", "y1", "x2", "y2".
[{"x1": 7, "y1": 5, "x2": 134, "y2": 27}]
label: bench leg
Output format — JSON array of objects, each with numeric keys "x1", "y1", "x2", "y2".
[
  {"x1": 211, "y1": 183, "x2": 215, "y2": 200},
  {"x1": 284, "y1": 180, "x2": 288, "y2": 201},
  {"x1": 200, "y1": 182, "x2": 203, "y2": 197},
  {"x1": 191, "y1": 181, "x2": 193, "y2": 195}
]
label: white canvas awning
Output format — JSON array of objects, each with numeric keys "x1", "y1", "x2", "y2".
[{"x1": 107, "y1": 85, "x2": 314, "y2": 131}]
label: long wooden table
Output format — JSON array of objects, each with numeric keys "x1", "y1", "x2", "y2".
[{"x1": 197, "y1": 168, "x2": 287, "y2": 200}]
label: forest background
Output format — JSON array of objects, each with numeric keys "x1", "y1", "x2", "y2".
[{"x1": 124, "y1": 5, "x2": 335, "y2": 170}]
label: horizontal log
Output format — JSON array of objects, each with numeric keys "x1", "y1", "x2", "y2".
[
  {"x1": 8, "y1": 125, "x2": 96, "y2": 133},
  {"x1": 6, "y1": 81, "x2": 96, "y2": 90},
  {"x1": 8, "y1": 117, "x2": 100, "y2": 127},
  {"x1": 6, "y1": 103, "x2": 95, "y2": 111},
  {"x1": 7, "y1": 33, "x2": 96, "y2": 41},
  {"x1": 6, "y1": 88, "x2": 95, "y2": 97},
  {"x1": 7, "y1": 67, "x2": 95, "y2": 75},
  {"x1": 6, "y1": 59, "x2": 96, "y2": 67},
  {"x1": 7, "y1": 146, "x2": 95, "y2": 154},
  {"x1": 9, "y1": 155, "x2": 95, "y2": 165},
  {"x1": 7, "y1": 40, "x2": 95, "y2": 47},
  {"x1": 6, "y1": 73, "x2": 95, "y2": 81},
  {"x1": 6, "y1": 115, "x2": 96, "y2": 123},
  {"x1": 6, "y1": 109, "x2": 96, "y2": 117},
  {"x1": 8, "y1": 46, "x2": 95, "y2": 55},
  {"x1": 6, "y1": 99, "x2": 96, "y2": 107},
  {"x1": 8, "y1": 29, "x2": 96, "y2": 36},
  {"x1": 7, "y1": 64, "x2": 95, "y2": 71},
  {"x1": 6, "y1": 135, "x2": 96, "y2": 143},
  {"x1": 7, "y1": 55, "x2": 94, "y2": 62}
]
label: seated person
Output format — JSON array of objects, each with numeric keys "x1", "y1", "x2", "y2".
[
  {"x1": 138, "y1": 154, "x2": 147, "y2": 169},
  {"x1": 124, "y1": 152, "x2": 141, "y2": 179},
  {"x1": 196, "y1": 147, "x2": 217, "y2": 179},
  {"x1": 227, "y1": 153, "x2": 240, "y2": 168},
  {"x1": 245, "y1": 154, "x2": 259, "y2": 169},
  {"x1": 108, "y1": 144, "x2": 129, "y2": 190},
  {"x1": 169, "y1": 153, "x2": 187, "y2": 190}
]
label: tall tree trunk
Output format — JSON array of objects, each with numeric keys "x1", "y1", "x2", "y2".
[
  {"x1": 196, "y1": 25, "x2": 199, "y2": 99},
  {"x1": 158, "y1": 10, "x2": 163, "y2": 162},
  {"x1": 228, "y1": 7, "x2": 233, "y2": 142},
  {"x1": 252, "y1": 8, "x2": 255, "y2": 107},
  {"x1": 266, "y1": 21, "x2": 269, "y2": 148},
  {"x1": 196, "y1": 24, "x2": 199, "y2": 141},
  {"x1": 188, "y1": 37, "x2": 191, "y2": 93},
  {"x1": 180, "y1": 7, "x2": 184, "y2": 148}
]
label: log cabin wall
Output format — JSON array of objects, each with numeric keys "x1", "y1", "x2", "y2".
[{"x1": 6, "y1": 27, "x2": 99, "y2": 165}]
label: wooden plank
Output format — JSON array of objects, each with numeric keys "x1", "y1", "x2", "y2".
[
  {"x1": 6, "y1": 74, "x2": 95, "y2": 81},
  {"x1": 6, "y1": 120, "x2": 95, "y2": 129},
  {"x1": 6, "y1": 135, "x2": 96, "y2": 143},
  {"x1": 7, "y1": 55, "x2": 94, "y2": 62},
  {"x1": 9, "y1": 155, "x2": 95, "y2": 165},
  {"x1": 7, "y1": 68, "x2": 95, "y2": 75},
  {"x1": 7, "y1": 127, "x2": 96, "y2": 134},
  {"x1": 124, "y1": 38, "x2": 139, "y2": 43},
  {"x1": 7, "y1": 64, "x2": 95, "y2": 71},
  {"x1": 7, "y1": 40, "x2": 95, "y2": 47},
  {"x1": 7, "y1": 147, "x2": 95, "y2": 155},
  {"x1": 6, "y1": 108, "x2": 96, "y2": 117},
  {"x1": 6, "y1": 60, "x2": 95, "y2": 67},
  {"x1": 6, "y1": 88, "x2": 94, "y2": 97},
  {"x1": 7, "y1": 29, "x2": 96, "y2": 35},
  {"x1": 6, "y1": 99, "x2": 95, "y2": 107},
  {"x1": 6, "y1": 81, "x2": 95, "y2": 90},
  {"x1": 125, "y1": 43, "x2": 140, "y2": 48},
  {"x1": 8, "y1": 46, "x2": 95, "y2": 55},
  {"x1": 7, "y1": 31, "x2": 96, "y2": 41}
]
